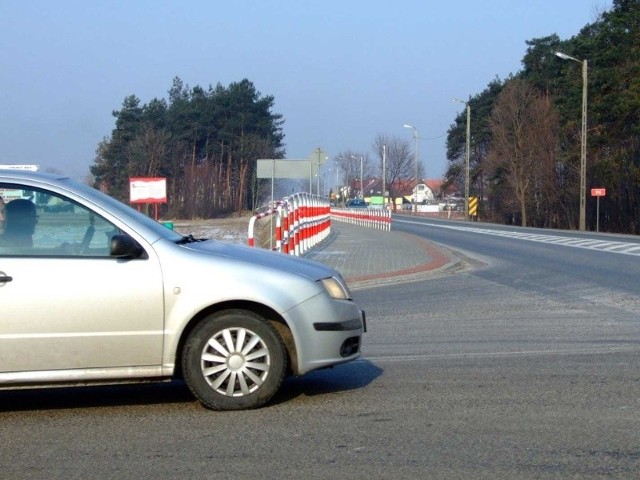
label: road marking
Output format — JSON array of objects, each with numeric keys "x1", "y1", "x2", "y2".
[
  {"x1": 361, "y1": 345, "x2": 640, "y2": 363},
  {"x1": 396, "y1": 219, "x2": 640, "y2": 257}
]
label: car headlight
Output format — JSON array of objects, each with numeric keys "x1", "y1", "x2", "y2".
[{"x1": 320, "y1": 277, "x2": 352, "y2": 300}]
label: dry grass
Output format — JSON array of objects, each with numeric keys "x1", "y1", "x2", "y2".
[{"x1": 169, "y1": 214, "x2": 274, "y2": 248}]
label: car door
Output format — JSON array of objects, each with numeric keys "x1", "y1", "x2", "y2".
[{"x1": 0, "y1": 186, "x2": 165, "y2": 375}]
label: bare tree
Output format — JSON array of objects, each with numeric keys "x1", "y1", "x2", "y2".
[
  {"x1": 334, "y1": 150, "x2": 372, "y2": 200},
  {"x1": 372, "y1": 134, "x2": 413, "y2": 208},
  {"x1": 487, "y1": 79, "x2": 559, "y2": 226}
]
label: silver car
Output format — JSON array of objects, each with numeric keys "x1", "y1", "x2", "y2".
[{"x1": 0, "y1": 171, "x2": 365, "y2": 410}]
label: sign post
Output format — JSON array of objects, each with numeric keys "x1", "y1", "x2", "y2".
[{"x1": 591, "y1": 188, "x2": 606, "y2": 232}]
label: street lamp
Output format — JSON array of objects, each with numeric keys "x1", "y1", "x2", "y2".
[
  {"x1": 556, "y1": 50, "x2": 588, "y2": 231},
  {"x1": 350, "y1": 155, "x2": 364, "y2": 198},
  {"x1": 453, "y1": 99, "x2": 471, "y2": 221},
  {"x1": 403, "y1": 124, "x2": 419, "y2": 213},
  {"x1": 382, "y1": 144, "x2": 387, "y2": 209}
]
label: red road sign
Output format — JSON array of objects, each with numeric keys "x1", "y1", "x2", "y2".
[{"x1": 591, "y1": 188, "x2": 606, "y2": 197}]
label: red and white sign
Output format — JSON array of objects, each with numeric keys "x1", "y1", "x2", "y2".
[
  {"x1": 129, "y1": 177, "x2": 167, "y2": 204},
  {"x1": 591, "y1": 188, "x2": 606, "y2": 197}
]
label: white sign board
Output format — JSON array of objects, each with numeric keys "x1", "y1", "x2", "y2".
[
  {"x1": 256, "y1": 159, "x2": 314, "y2": 179},
  {"x1": 0, "y1": 164, "x2": 40, "y2": 172},
  {"x1": 129, "y1": 177, "x2": 167, "y2": 203}
]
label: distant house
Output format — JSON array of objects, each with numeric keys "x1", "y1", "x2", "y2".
[
  {"x1": 424, "y1": 179, "x2": 443, "y2": 196},
  {"x1": 354, "y1": 177, "x2": 445, "y2": 208},
  {"x1": 412, "y1": 183, "x2": 435, "y2": 203}
]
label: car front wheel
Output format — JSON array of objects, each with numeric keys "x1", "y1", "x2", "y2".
[{"x1": 182, "y1": 310, "x2": 287, "y2": 410}]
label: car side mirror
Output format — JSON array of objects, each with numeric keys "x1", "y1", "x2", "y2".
[{"x1": 110, "y1": 234, "x2": 145, "y2": 259}]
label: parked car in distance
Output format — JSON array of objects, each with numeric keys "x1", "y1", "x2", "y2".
[
  {"x1": 346, "y1": 198, "x2": 368, "y2": 208},
  {"x1": 0, "y1": 170, "x2": 366, "y2": 410}
]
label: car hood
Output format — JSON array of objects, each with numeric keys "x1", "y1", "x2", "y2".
[{"x1": 182, "y1": 240, "x2": 337, "y2": 281}]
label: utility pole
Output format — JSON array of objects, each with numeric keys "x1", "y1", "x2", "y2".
[{"x1": 403, "y1": 124, "x2": 419, "y2": 213}]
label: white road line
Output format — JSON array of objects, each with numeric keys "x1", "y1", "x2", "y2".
[
  {"x1": 396, "y1": 219, "x2": 640, "y2": 257},
  {"x1": 361, "y1": 345, "x2": 640, "y2": 363}
]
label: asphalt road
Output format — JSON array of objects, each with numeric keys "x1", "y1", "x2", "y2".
[{"x1": 2, "y1": 218, "x2": 640, "y2": 479}]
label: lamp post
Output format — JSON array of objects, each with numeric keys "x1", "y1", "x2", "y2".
[
  {"x1": 382, "y1": 144, "x2": 387, "y2": 209},
  {"x1": 350, "y1": 155, "x2": 364, "y2": 198},
  {"x1": 556, "y1": 51, "x2": 588, "y2": 231},
  {"x1": 453, "y1": 99, "x2": 471, "y2": 221},
  {"x1": 403, "y1": 124, "x2": 419, "y2": 213},
  {"x1": 336, "y1": 156, "x2": 347, "y2": 204}
]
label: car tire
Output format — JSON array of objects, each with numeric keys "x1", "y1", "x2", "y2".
[{"x1": 182, "y1": 310, "x2": 287, "y2": 410}]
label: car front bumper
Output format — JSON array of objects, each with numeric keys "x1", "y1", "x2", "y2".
[{"x1": 284, "y1": 295, "x2": 366, "y2": 375}]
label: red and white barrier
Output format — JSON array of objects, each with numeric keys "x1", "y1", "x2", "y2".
[
  {"x1": 330, "y1": 207, "x2": 392, "y2": 231},
  {"x1": 248, "y1": 208, "x2": 276, "y2": 248},
  {"x1": 249, "y1": 197, "x2": 391, "y2": 255},
  {"x1": 248, "y1": 193, "x2": 331, "y2": 256}
]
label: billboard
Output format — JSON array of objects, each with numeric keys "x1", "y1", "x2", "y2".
[
  {"x1": 129, "y1": 177, "x2": 167, "y2": 204},
  {"x1": 256, "y1": 159, "x2": 313, "y2": 179}
]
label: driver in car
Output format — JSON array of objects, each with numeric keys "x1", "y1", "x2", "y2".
[{"x1": 0, "y1": 199, "x2": 38, "y2": 248}]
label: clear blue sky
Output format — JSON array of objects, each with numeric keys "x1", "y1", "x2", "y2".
[{"x1": 0, "y1": 0, "x2": 611, "y2": 181}]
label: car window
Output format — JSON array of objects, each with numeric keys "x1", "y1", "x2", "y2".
[
  {"x1": 64, "y1": 177, "x2": 183, "y2": 242},
  {"x1": 0, "y1": 185, "x2": 121, "y2": 257}
]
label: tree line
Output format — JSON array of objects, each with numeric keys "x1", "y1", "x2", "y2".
[
  {"x1": 91, "y1": 77, "x2": 284, "y2": 218},
  {"x1": 445, "y1": 0, "x2": 640, "y2": 234}
]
